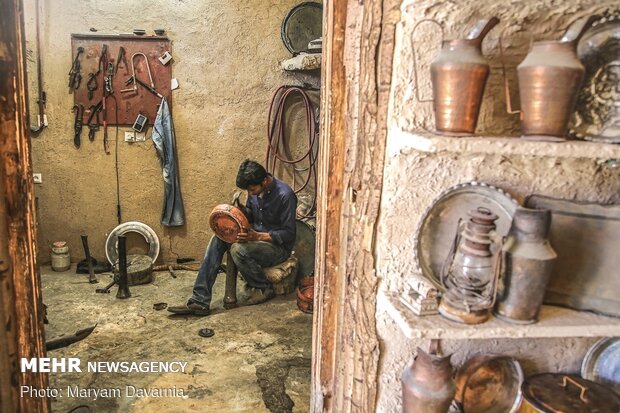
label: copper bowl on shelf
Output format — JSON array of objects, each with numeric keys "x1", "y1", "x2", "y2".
[
  {"x1": 209, "y1": 204, "x2": 250, "y2": 243},
  {"x1": 455, "y1": 354, "x2": 524, "y2": 413}
]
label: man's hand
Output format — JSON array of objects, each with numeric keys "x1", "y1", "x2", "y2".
[{"x1": 237, "y1": 228, "x2": 271, "y2": 243}]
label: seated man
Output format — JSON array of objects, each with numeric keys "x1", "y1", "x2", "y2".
[{"x1": 168, "y1": 159, "x2": 297, "y2": 316}]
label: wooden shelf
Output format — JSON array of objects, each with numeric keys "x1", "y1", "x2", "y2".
[
  {"x1": 281, "y1": 53, "x2": 321, "y2": 71},
  {"x1": 379, "y1": 291, "x2": 620, "y2": 340},
  {"x1": 388, "y1": 127, "x2": 620, "y2": 160}
]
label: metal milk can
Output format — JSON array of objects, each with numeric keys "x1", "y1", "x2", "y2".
[
  {"x1": 413, "y1": 17, "x2": 500, "y2": 135},
  {"x1": 503, "y1": 16, "x2": 597, "y2": 138},
  {"x1": 495, "y1": 207, "x2": 556, "y2": 324},
  {"x1": 51, "y1": 241, "x2": 71, "y2": 272},
  {"x1": 402, "y1": 340, "x2": 455, "y2": 413}
]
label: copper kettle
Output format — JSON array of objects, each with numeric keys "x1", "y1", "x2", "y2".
[
  {"x1": 413, "y1": 17, "x2": 500, "y2": 136},
  {"x1": 502, "y1": 16, "x2": 598, "y2": 139}
]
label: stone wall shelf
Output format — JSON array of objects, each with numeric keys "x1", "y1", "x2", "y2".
[
  {"x1": 281, "y1": 53, "x2": 321, "y2": 71},
  {"x1": 379, "y1": 291, "x2": 620, "y2": 340},
  {"x1": 388, "y1": 127, "x2": 620, "y2": 161}
]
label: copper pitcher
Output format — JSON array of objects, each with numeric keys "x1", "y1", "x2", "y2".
[
  {"x1": 402, "y1": 340, "x2": 455, "y2": 413},
  {"x1": 502, "y1": 16, "x2": 597, "y2": 138},
  {"x1": 413, "y1": 18, "x2": 500, "y2": 135}
]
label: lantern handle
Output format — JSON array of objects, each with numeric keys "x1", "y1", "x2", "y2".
[
  {"x1": 487, "y1": 231, "x2": 504, "y2": 308},
  {"x1": 440, "y1": 219, "x2": 464, "y2": 288}
]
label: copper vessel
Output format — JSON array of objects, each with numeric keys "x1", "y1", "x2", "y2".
[
  {"x1": 414, "y1": 18, "x2": 499, "y2": 135},
  {"x1": 209, "y1": 204, "x2": 250, "y2": 243},
  {"x1": 455, "y1": 354, "x2": 523, "y2": 413},
  {"x1": 402, "y1": 341, "x2": 455, "y2": 413},
  {"x1": 495, "y1": 208, "x2": 556, "y2": 324},
  {"x1": 503, "y1": 16, "x2": 597, "y2": 138},
  {"x1": 519, "y1": 374, "x2": 620, "y2": 412}
]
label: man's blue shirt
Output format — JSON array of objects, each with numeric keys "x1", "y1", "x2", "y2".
[{"x1": 245, "y1": 177, "x2": 297, "y2": 253}]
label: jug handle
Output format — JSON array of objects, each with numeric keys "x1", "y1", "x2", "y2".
[
  {"x1": 467, "y1": 17, "x2": 500, "y2": 47},
  {"x1": 498, "y1": 27, "x2": 522, "y2": 115},
  {"x1": 411, "y1": 19, "x2": 444, "y2": 103},
  {"x1": 560, "y1": 15, "x2": 598, "y2": 44}
]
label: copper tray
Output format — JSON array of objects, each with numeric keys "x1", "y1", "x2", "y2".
[
  {"x1": 570, "y1": 13, "x2": 620, "y2": 143},
  {"x1": 526, "y1": 195, "x2": 620, "y2": 317},
  {"x1": 415, "y1": 182, "x2": 518, "y2": 290},
  {"x1": 209, "y1": 204, "x2": 250, "y2": 244}
]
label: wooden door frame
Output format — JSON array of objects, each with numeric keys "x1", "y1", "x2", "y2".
[
  {"x1": 1, "y1": 0, "x2": 400, "y2": 412},
  {"x1": 0, "y1": 0, "x2": 50, "y2": 412},
  {"x1": 312, "y1": 1, "x2": 400, "y2": 412}
]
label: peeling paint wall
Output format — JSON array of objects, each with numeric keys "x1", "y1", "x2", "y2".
[
  {"x1": 27, "y1": 0, "x2": 321, "y2": 264},
  {"x1": 375, "y1": 0, "x2": 620, "y2": 411}
]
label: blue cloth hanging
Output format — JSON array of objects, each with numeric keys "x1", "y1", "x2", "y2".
[{"x1": 151, "y1": 98, "x2": 185, "y2": 226}]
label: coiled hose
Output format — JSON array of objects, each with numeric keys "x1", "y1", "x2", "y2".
[{"x1": 266, "y1": 86, "x2": 319, "y2": 218}]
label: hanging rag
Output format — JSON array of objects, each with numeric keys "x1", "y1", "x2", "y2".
[{"x1": 152, "y1": 98, "x2": 185, "y2": 226}]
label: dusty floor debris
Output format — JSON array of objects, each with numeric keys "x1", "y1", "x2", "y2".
[{"x1": 42, "y1": 265, "x2": 312, "y2": 413}]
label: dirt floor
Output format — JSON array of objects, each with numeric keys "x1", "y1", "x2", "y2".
[{"x1": 42, "y1": 264, "x2": 313, "y2": 413}]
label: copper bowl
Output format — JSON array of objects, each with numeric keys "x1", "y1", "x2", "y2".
[
  {"x1": 297, "y1": 285, "x2": 314, "y2": 314},
  {"x1": 455, "y1": 354, "x2": 524, "y2": 413},
  {"x1": 209, "y1": 204, "x2": 250, "y2": 243}
]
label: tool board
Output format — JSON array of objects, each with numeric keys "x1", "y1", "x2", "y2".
[{"x1": 71, "y1": 34, "x2": 172, "y2": 126}]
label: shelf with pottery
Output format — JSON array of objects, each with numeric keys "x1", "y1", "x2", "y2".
[
  {"x1": 378, "y1": 290, "x2": 620, "y2": 340},
  {"x1": 388, "y1": 127, "x2": 620, "y2": 161}
]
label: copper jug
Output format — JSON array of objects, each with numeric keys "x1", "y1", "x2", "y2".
[
  {"x1": 402, "y1": 340, "x2": 455, "y2": 413},
  {"x1": 413, "y1": 18, "x2": 500, "y2": 135},
  {"x1": 503, "y1": 16, "x2": 597, "y2": 138}
]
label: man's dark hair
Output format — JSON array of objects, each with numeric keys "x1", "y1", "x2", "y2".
[{"x1": 236, "y1": 159, "x2": 268, "y2": 189}]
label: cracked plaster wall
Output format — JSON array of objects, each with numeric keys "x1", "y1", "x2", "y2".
[
  {"x1": 27, "y1": 0, "x2": 320, "y2": 264},
  {"x1": 375, "y1": 0, "x2": 620, "y2": 411}
]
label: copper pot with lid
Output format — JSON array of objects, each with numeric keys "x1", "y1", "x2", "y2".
[{"x1": 519, "y1": 373, "x2": 620, "y2": 412}]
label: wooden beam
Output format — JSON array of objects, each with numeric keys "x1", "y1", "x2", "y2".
[
  {"x1": 313, "y1": 0, "x2": 400, "y2": 412},
  {"x1": 0, "y1": 0, "x2": 50, "y2": 411}
]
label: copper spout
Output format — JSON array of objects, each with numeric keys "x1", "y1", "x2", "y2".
[{"x1": 466, "y1": 17, "x2": 500, "y2": 47}]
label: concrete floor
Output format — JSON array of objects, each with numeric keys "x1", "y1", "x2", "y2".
[{"x1": 42, "y1": 265, "x2": 313, "y2": 413}]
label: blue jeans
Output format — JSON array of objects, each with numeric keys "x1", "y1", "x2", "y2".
[
  {"x1": 152, "y1": 98, "x2": 185, "y2": 227},
  {"x1": 189, "y1": 235, "x2": 289, "y2": 308}
]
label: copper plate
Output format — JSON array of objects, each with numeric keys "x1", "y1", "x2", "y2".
[
  {"x1": 570, "y1": 13, "x2": 620, "y2": 143},
  {"x1": 581, "y1": 337, "x2": 620, "y2": 395},
  {"x1": 415, "y1": 182, "x2": 519, "y2": 290},
  {"x1": 209, "y1": 204, "x2": 250, "y2": 243}
]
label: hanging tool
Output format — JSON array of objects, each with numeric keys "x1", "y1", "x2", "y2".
[
  {"x1": 104, "y1": 62, "x2": 114, "y2": 94},
  {"x1": 68, "y1": 47, "x2": 84, "y2": 90},
  {"x1": 86, "y1": 101, "x2": 102, "y2": 141},
  {"x1": 120, "y1": 52, "x2": 155, "y2": 94},
  {"x1": 115, "y1": 46, "x2": 128, "y2": 75},
  {"x1": 86, "y1": 73, "x2": 98, "y2": 100},
  {"x1": 124, "y1": 75, "x2": 163, "y2": 99},
  {"x1": 96, "y1": 44, "x2": 108, "y2": 75},
  {"x1": 72, "y1": 104, "x2": 84, "y2": 148}
]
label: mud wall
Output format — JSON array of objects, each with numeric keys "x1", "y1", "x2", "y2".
[
  {"x1": 28, "y1": 0, "x2": 321, "y2": 264},
  {"x1": 375, "y1": 0, "x2": 620, "y2": 411}
]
